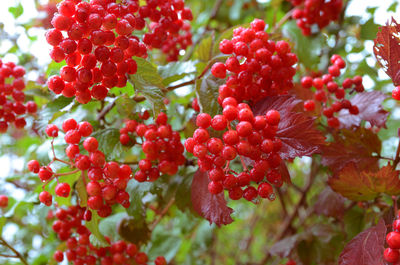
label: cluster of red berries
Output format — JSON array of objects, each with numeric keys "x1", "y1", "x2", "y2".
[
  {"x1": 119, "y1": 112, "x2": 185, "y2": 182},
  {"x1": 185, "y1": 97, "x2": 283, "y2": 202},
  {"x1": 46, "y1": 0, "x2": 193, "y2": 103},
  {"x1": 301, "y1": 54, "x2": 363, "y2": 128},
  {"x1": 211, "y1": 18, "x2": 297, "y2": 104},
  {"x1": 0, "y1": 60, "x2": 37, "y2": 133},
  {"x1": 384, "y1": 213, "x2": 400, "y2": 264},
  {"x1": 50, "y1": 205, "x2": 167, "y2": 265},
  {"x1": 46, "y1": 0, "x2": 146, "y2": 103},
  {"x1": 288, "y1": 0, "x2": 343, "y2": 36},
  {"x1": 27, "y1": 118, "x2": 132, "y2": 218},
  {"x1": 141, "y1": 1, "x2": 193, "y2": 62},
  {"x1": 0, "y1": 195, "x2": 8, "y2": 208}
]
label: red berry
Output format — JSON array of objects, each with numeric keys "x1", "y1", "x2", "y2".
[
  {"x1": 55, "y1": 183, "x2": 71, "y2": 197},
  {"x1": 27, "y1": 160, "x2": 40, "y2": 173},
  {"x1": 39, "y1": 191, "x2": 52, "y2": 206},
  {"x1": 387, "y1": 232, "x2": 400, "y2": 249},
  {"x1": 211, "y1": 62, "x2": 227, "y2": 79},
  {"x1": 0, "y1": 195, "x2": 8, "y2": 208}
]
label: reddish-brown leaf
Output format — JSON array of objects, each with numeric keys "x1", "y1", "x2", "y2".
[
  {"x1": 338, "y1": 91, "x2": 388, "y2": 129},
  {"x1": 191, "y1": 170, "x2": 234, "y2": 226},
  {"x1": 278, "y1": 161, "x2": 291, "y2": 184},
  {"x1": 321, "y1": 128, "x2": 381, "y2": 173},
  {"x1": 373, "y1": 17, "x2": 400, "y2": 86},
  {"x1": 253, "y1": 95, "x2": 326, "y2": 160},
  {"x1": 338, "y1": 219, "x2": 386, "y2": 265},
  {"x1": 328, "y1": 163, "x2": 400, "y2": 201},
  {"x1": 314, "y1": 187, "x2": 346, "y2": 219}
]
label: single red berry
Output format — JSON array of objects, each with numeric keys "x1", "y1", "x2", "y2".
[
  {"x1": 55, "y1": 183, "x2": 71, "y2": 197},
  {"x1": 211, "y1": 62, "x2": 227, "y2": 79},
  {"x1": 0, "y1": 195, "x2": 8, "y2": 208},
  {"x1": 45, "y1": 124, "x2": 59, "y2": 137},
  {"x1": 266, "y1": 110, "x2": 280, "y2": 125},
  {"x1": 53, "y1": 250, "x2": 64, "y2": 262},
  {"x1": 27, "y1": 160, "x2": 40, "y2": 173},
  {"x1": 384, "y1": 248, "x2": 400, "y2": 263},
  {"x1": 387, "y1": 232, "x2": 400, "y2": 249},
  {"x1": 39, "y1": 191, "x2": 52, "y2": 206}
]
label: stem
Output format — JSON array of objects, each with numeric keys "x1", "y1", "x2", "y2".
[
  {"x1": 97, "y1": 97, "x2": 118, "y2": 121},
  {"x1": 150, "y1": 198, "x2": 175, "y2": 231},
  {"x1": 0, "y1": 237, "x2": 28, "y2": 265},
  {"x1": 239, "y1": 156, "x2": 248, "y2": 172},
  {"x1": 271, "y1": 9, "x2": 295, "y2": 34},
  {"x1": 393, "y1": 136, "x2": 400, "y2": 169},
  {"x1": 258, "y1": 158, "x2": 318, "y2": 265}
]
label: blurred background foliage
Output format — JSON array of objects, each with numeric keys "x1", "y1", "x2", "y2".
[{"x1": 0, "y1": 0, "x2": 399, "y2": 264}]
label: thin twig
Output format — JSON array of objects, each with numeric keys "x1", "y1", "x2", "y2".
[
  {"x1": 149, "y1": 198, "x2": 175, "y2": 231},
  {"x1": 0, "y1": 237, "x2": 28, "y2": 265}
]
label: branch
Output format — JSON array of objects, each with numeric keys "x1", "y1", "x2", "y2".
[
  {"x1": 149, "y1": 198, "x2": 175, "y2": 231},
  {"x1": 258, "y1": 158, "x2": 319, "y2": 265},
  {"x1": 97, "y1": 97, "x2": 118, "y2": 121},
  {"x1": 0, "y1": 237, "x2": 28, "y2": 265}
]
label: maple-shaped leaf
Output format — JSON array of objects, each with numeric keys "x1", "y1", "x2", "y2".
[
  {"x1": 191, "y1": 170, "x2": 234, "y2": 226},
  {"x1": 338, "y1": 219, "x2": 386, "y2": 265},
  {"x1": 373, "y1": 17, "x2": 400, "y2": 86},
  {"x1": 314, "y1": 187, "x2": 346, "y2": 219},
  {"x1": 253, "y1": 95, "x2": 326, "y2": 160},
  {"x1": 338, "y1": 91, "x2": 389, "y2": 129},
  {"x1": 328, "y1": 163, "x2": 400, "y2": 201},
  {"x1": 321, "y1": 128, "x2": 381, "y2": 173}
]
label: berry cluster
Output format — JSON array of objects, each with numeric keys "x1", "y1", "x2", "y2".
[
  {"x1": 185, "y1": 98, "x2": 283, "y2": 202},
  {"x1": 50, "y1": 205, "x2": 166, "y2": 265},
  {"x1": 28, "y1": 118, "x2": 132, "y2": 217},
  {"x1": 301, "y1": 54, "x2": 363, "y2": 128},
  {"x1": 289, "y1": 0, "x2": 343, "y2": 36},
  {"x1": 46, "y1": 0, "x2": 193, "y2": 103},
  {"x1": 211, "y1": 19, "x2": 297, "y2": 104},
  {"x1": 384, "y1": 214, "x2": 400, "y2": 264},
  {"x1": 0, "y1": 60, "x2": 37, "y2": 133},
  {"x1": 119, "y1": 112, "x2": 185, "y2": 182},
  {"x1": 46, "y1": 0, "x2": 146, "y2": 103},
  {"x1": 141, "y1": 1, "x2": 193, "y2": 62}
]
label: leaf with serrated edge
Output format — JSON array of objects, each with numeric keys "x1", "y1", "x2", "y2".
[
  {"x1": 253, "y1": 95, "x2": 325, "y2": 160},
  {"x1": 86, "y1": 211, "x2": 109, "y2": 247},
  {"x1": 329, "y1": 163, "x2": 400, "y2": 201},
  {"x1": 128, "y1": 57, "x2": 165, "y2": 116},
  {"x1": 338, "y1": 219, "x2": 386, "y2": 265},
  {"x1": 338, "y1": 91, "x2": 388, "y2": 129},
  {"x1": 373, "y1": 17, "x2": 400, "y2": 86},
  {"x1": 322, "y1": 128, "x2": 381, "y2": 173},
  {"x1": 191, "y1": 170, "x2": 233, "y2": 226}
]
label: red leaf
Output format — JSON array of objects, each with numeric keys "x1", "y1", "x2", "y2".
[
  {"x1": 373, "y1": 17, "x2": 400, "y2": 86},
  {"x1": 191, "y1": 170, "x2": 234, "y2": 226},
  {"x1": 338, "y1": 91, "x2": 389, "y2": 129},
  {"x1": 253, "y1": 95, "x2": 326, "y2": 160},
  {"x1": 278, "y1": 161, "x2": 291, "y2": 184},
  {"x1": 314, "y1": 187, "x2": 346, "y2": 219},
  {"x1": 321, "y1": 128, "x2": 381, "y2": 173},
  {"x1": 329, "y1": 163, "x2": 400, "y2": 201},
  {"x1": 338, "y1": 219, "x2": 386, "y2": 265}
]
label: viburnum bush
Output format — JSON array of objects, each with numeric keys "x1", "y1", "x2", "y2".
[{"x1": 2, "y1": 0, "x2": 400, "y2": 264}]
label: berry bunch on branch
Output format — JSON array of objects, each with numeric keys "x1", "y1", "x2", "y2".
[
  {"x1": 50, "y1": 205, "x2": 167, "y2": 265},
  {"x1": 28, "y1": 118, "x2": 132, "y2": 218},
  {"x1": 119, "y1": 112, "x2": 186, "y2": 182},
  {"x1": 46, "y1": 0, "x2": 193, "y2": 103},
  {"x1": 301, "y1": 54, "x2": 364, "y2": 128},
  {"x1": 0, "y1": 60, "x2": 37, "y2": 133},
  {"x1": 288, "y1": 0, "x2": 343, "y2": 35}
]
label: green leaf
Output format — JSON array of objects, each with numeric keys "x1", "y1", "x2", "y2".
[
  {"x1": 118, "y1": 216, "x2": 151, "y2": 244},
  {"x1": 0, "y1": 217, "x2": 6, "y2": 235},
  {"x1": 158, "y1": 61, "x2": 197, "y2": 86},
  {"x1": 175, "y1": 173, "x2": 194, "y2": 212},
  {"x1": 126, "y1": 180, "x2": 153, "y2": 219},
  {"x1": 115, "y1": 95, "x2": 138, "y2": 119},
  {"x1": 86, "y1": 211, "x2": 109, "y2": 247},
  {"x1": 195, "y1": 36, "x2": 213, "y2": 62},
  {"x1": 36, "y1": 96, "x2": 73, "y2": 132},
  {"x1": 99, "y1": 212, "x2": 127, "y2": 239},
  {"x1": 282, "y1": 20, "x2": 323, "y2": 70},
  {"x1": 91, "y1": 128, "x2": 123, "y2": 160},
  {"x1": 128, "y1": 57, "x2": 165, "y2": 116},
  {"x1": 147, "y1": 230, "x2": 182, "y2": 261},
  {"x1": 9, "y1": 3, "x2": 23, "y2": 18},
  {"x1": 195, "y1": 71, "x2": 223, "y2": 117},
  {"x1": 76, "y1": 172, "x2": 88, "y2": 208},
  {"x1": 388, "y1": 2, "x2": 398, "y2": 12},
  {"x1": 360, "y1": 19, "x2": 379, "y2": 40}
]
